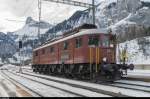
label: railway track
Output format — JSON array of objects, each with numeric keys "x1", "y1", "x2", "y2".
[
  {"x1": 110, "y1": 81, "x2": 150, "y2": 93},
  {"x1": 124, "y1": 76, "x2": 150, "y2": 82},
  {"x1": 2, "y1": 70, "x2": 113, "y2": 97},
  {"x1": 115, "y1": 80, "x2": 150, "y2": 88},
  {"x1": 7, "y1": 70, "x2": 129, "y2": 97},
  {"x1": 0, "y1": 71, "x2": 41, "y2": 97},
  {"x1": 23, "y1": 69, "x2": 150, "y2": 93},
  {"x1": 10, "y1": 69, "x2": 150, "y2": 97}
]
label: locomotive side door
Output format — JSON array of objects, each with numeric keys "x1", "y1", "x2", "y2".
[
  {"x1": 88, "y1": 34, "x2": 101, "y2": 73},
  {"x1": 70, "y1": 39, "x2": 75, "y2": 64}
]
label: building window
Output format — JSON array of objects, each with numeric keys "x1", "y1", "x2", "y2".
[
  {"x1": 50, "y1": 47, "x2": 54, "y2": 53},
  {"x1": 88, "y1": 36, "x2": 99, "y2": 46},
  {"x1": 76, "y1": 38, "x2": 82, "y2": 48},
  {"x1": 63, "y1": 41, "x2": 68, "y2": 50}
]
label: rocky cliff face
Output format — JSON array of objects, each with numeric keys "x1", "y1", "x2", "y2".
[
  {"x1": 45, "y1": 0, "x2": 150, "y2": 42},
  {"x1": 13, "y1": 17, "x2": 52, "y2": 37},
  {"x1": 1, "y1": 17, "x2": 52, "y2": 64}
]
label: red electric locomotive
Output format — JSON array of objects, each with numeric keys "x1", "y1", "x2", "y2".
[{"x1": 32, "y1": 24, "x2": 134, "y2": 81}]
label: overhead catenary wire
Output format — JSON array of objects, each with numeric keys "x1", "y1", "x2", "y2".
[
  {"x1": 42, "y1": 0, "x2": 96, "y2": 25},
  {"x1": 38, "y1": 0, "x2": 42, "y2": 45}
]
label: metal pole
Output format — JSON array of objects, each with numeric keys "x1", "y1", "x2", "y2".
[
  {"x1": 92, "y1": 0, "x2": 95, "y2": 25},
  {"x1": 90, "y1": 48, "x2": 92, "y2": 80},
  {"x1": 18, "y1": 38, "x2": 23, "y2": 73},
  {"x1": 54, "y1": 22, "x2": 56, "y2": 38},
  {"x1": 19, "y1": 41, "x2": 22, "y2": 73},
  {"x1": 38, "y1": 0, "x2": 42, "y2": 44}
]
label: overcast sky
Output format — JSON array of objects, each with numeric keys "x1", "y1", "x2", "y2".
[{"x1": 0, "y1": 0, "x2": 96, "y2": 33}]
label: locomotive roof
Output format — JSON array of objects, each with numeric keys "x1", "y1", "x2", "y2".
[{"x1": 34, "y1": 29, "x2": 108, "y2": 51}]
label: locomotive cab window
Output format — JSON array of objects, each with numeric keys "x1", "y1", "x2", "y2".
[
  {"x1": 76, "y1": 38, "x2": 82, "y2": 48},
  {"x1": 102, "y1": 35, "x2": 110, "y2": 47},
  {"x1": 110, "y1": 35, "x2": 116, "y2": 47},
  {"x1": 88, "y1": 35, "x2": 99, "y2": 47},
  {"x1": 63, "y1": 41, "x2": 69, "y2": 50},
  {"x1": 35, "y1": 51, "x2": 38, "y2": 56}
]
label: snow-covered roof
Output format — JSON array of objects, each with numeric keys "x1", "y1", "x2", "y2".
[{"x1": 34, "y1": 29, "x2": 108, "y2": 51}]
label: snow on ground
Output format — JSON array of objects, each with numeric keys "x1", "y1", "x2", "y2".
[
  {"x1": 116, "y1": 80, "x2": 150, "y2": 87},
  {"x1": 4, "y1": 71, "x2": 109, "y2": 97},
  {"x1": 0, "y1": 64, "x2": 18, "y2": 70},
  {"x1": 16, "y1": 69, "x2": 150, "y2": 97},
  {"x1": 128, "y1": 70, "x2": 150, "y2": 75},
  {"x1": 127, "y1": 69, "x2": 150, "y2": 79},
  {"x1": 111, "y1": 83, "x2": 150, "y2": 92},
  {"x1": 0, "y1": 71, "x2": 21, "y2": 97},
  {"x1": 4, "y1": 71, "x2": 77, "y2": 97},
  {"x1": 22, "y1": 71, "x2": 150, "y2": 97},
  {"x1": 0, "y1": 74, "x2": 9, "y2": 97},
  {"x1": 1, "y1": 64, "x2": 150, "y2": 97}
]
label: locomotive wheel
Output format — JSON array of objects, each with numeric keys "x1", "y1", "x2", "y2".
[
  {"x1": 71, "y1": 65, "x2": 79, "y2": 79},
  {"x1": 49, "y1": 66, "x2": 51, "y2": 74},
  {"x1": 64, "y1": 65, "x2": 71, "y2": 78},
  {"x1": 44, "y1": 65, "x2": 48, "y2": 74},
  {"x1": 47, "y1": 66, "x2": 49, "y2": 74},
  {"x1": 57, "y1": 65, "x2": 63, "y2": 75},
  {"x1": 54, "y1": 65, "x2": 58, "y2": 74},
  {"x1": 61, "y1": 65, "x2": 65, "y2": 74},
  {"x1": 64, "y1": 65, "x2": 67, "y2": 74},
  {"x1": 42, "y1": 66, "x2": 46, "y2": 74},
  {"x1": 57, "y1": 65, "x2": 61, "y2": 74},
  {"x1": 50, "y1": 66, "x2": 53, "y2": 74},
  {"x1": 39, "y1": 66, "x2": 42, "y2": 74},
  {"x1": 82, "y1": 65, "x2": 91, "y2": 80},
  {"x1": 51, "y1": 65, "x2": 55, "y2": 73}
]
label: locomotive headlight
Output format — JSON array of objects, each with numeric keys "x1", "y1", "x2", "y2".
[
  {"x1": 103, "y1": 57, "x2": 107, "y2": 62},
  {"x1": 110, "y1": 44, "x2": 114, "y2": 48}
]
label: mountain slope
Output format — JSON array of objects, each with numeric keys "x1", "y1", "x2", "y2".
[
  {"x1": 13, "y1": 17, "x2": 52, "y2": 37},
  {"x1": 1, "y1": 0, "x2": 150, "y2": 65},
  {"x1": 0, "y1": 32, "x2": 17, "y2": 63}
]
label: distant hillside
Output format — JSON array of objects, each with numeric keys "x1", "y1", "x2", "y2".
[
  {"x1": 13, "y1": 17, "x2": 52, "y2": 37},
  {"x1": 1, "y1": 0, "x2": 150, "y2": 65}
]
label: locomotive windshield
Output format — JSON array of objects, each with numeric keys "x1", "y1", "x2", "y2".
[
  {"x1": 88, "y1": 35, "x2": 99, "y2": 47},
  {"x1": 35, "y1": 51, "x2": 38, "y2": 56},
  {"x1": 102, "y1": 35, "x2": 110, "y2": 47},
  {"x1": 88, "y1": 35, "x2": 111, "y2": 47}
]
